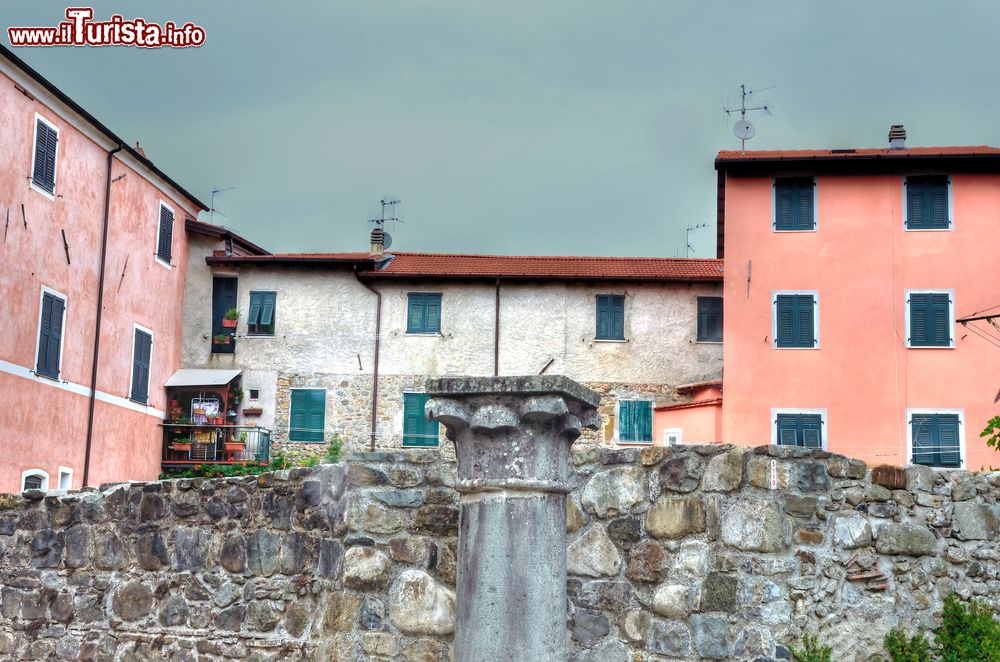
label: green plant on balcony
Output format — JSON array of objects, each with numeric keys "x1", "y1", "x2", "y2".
[
  {"x1": 222, "y1": 308, "x2": 240, "y2": 328},
  {"x1": 214, "y1": 333, "x2": 231, "y2": 345}
]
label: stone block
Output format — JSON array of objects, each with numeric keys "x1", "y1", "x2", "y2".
[
  {"x1": 567, "y1": 524, "x2": 622, "y2": 578},
  {"x1": 581, "y1": 465, "x2": 646, "y2": 517},
  {"x1": 720, "y1": 498, "x2": 789, "y2": 552},
  {"x1": 646, "y1": 495, "x2": 705, "y2": 539}
]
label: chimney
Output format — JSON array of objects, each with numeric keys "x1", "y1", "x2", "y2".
[
  {"x1": 134, "y1": 141, "x2": 147, "y2": 158},
  {"x1": 888, "y1": 125, "x2": 906, "y2": 150},
  {"x1": 370, "y1": 227, "x2": 385, "y2": 256}
]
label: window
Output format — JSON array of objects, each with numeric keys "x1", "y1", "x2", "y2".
[
  {"x1": 618, "y1": 400, "x2": 652, "y2": 443},
  {"x1": 905, "y1": 176, "x2": 950, "y2": 230},
  {"x1": 407, "y1": 293, "x2": 441, "y2": 334},
  {"x1": 212, "y1": 277, "x2": 238, "y2": 354},
  {"x1": 21, "y1": 470, "x2": 48, "y2": 492},
  {"x1": 130, "y1": 327, "x2": 153, "y2": 403},
  {"x1": 664, "y1": 428, "x2": 682, "y2": 446},
  {"x1": 596, "y1": 294, "x2": 625, "y2": 340},
  {"x1": 773, "y1": 177, "x2": 815, "y2": 231},
  {"x1": 248, "y1": 389, "x2": 260, "y2": 401},
  {"x1": 58, "y1": 467, "x2": 73, "y2": 491},
  {"x1": 697, "y1": 296, "x2": 723, "y2": 342},
  {"x1": 909, "y1": 411, "x2": 962, "y2": 468},
  {"x1": 289, "y1": 389, "x2": 325, "y2": 442},
  {"x1": 36, "y1": 289, "x2": 66, "y2": 379},
  {"x1": 403, "y1": 393, "x2": 439, "y2": 447},
  {"x1": 31, "y1": 115, "x2": 58, "y2": 195},
  {"x1": 907, "y1": 291, "x2": 953, "y2": 348},
  {"x1": 774, "y1": 412, "x2": 824, "y2": 448},
  {"x1": 773, "y1": 292, "x2": 817, "y2": 348},
  {"x1": 248, "y1": 291, "x2": 277, "y2": 335},
  {"x1": 156, "y1": 202, "x2": 174, "y2": 265}
]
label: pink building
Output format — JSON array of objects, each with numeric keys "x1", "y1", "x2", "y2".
[
  {"x1": 718, "y1": 126, "x2": 1000, "y2": 470},
  {"x1": 0, "y1": 45, "x2": 208, "y2": 492}
]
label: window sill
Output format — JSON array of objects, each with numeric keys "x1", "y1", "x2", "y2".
[
  {"x1": 594, "y1": 338, "x2": 628, "y2": 343},
  {"x1": 406, "y1": 332, "x2": 442, "y2": 337},
  {"x1": 904, "y1": 226, "x2": 952, "y2": 232},
  {"x1": 155, "y1": 257, "x2": 173, "y2": 271},
  {"x1": 246, "y1": 333, "x2": 276, "y2": 338},
  {"x1": 129, "y1": 397, "x2": 149, "y2": 406},
  {"x1": 695, "y1": 340, "x2": 723, "y2": 345},
  {"x1": 772, "y1": 228, "x2": 817, "y2": 233},
  {"x1": 33, "y1": 371, "x2": 61, "y2": 382},
  {"x1": 615, "y1": 440, "x2": 653, "y2": 446},
  {"x1": 773, "y1": 345, "x2": 820, "y2": 350},
  {"x1": 29, "y1": 181, "x2": 56, "y2": 200},
  {"x1": 906, "y1": 344, "x2": 955, "y2": 350}
]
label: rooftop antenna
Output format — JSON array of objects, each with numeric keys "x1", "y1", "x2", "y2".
[
  {"x1": 210, "y1": 186, "x2": 235, "y2": 222},
  {"x1": 369, "y1": 196, "x2": 402, "y2": 251},
  {"x1": 724, "y1": 84, "x2": 774, "y2": 151},
  {"x1": 686, "y1": 223, "x2": 709, "y2": 257}
]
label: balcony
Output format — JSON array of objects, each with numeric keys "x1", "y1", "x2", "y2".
[{"x1": 161, "y1": 423, "x2": 270, "y2": 472}]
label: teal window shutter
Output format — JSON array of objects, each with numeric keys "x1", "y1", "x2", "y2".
[
  {"x1": 697, "y1": 297, "x2": 723, "y2": 341},
  {"x1": 403, "y1": 393, "x2": 439, "y2": 447},
  {"x1": 776, "y1": 413, "x2": 823, "y2": 448},
  {"x1": 906, "y1": 176, "x2": 949, "y2": 229},
  {"x1": 407, "y1": 294, "x2": 442, "y2": 334},
  {"x1": 774, "y1": 178, "x2": 814, "y2": 230},
  {"x1": 36, "y1": 292, "x2": 65, "y2": 379},
  {"x1": 619, "y1": 400, "x2": 652, "y2": 443},
  {"x1": 909, "y1": 292, "x2": 950, "y2": 346},
  {"x1": 248, "y1": 292, "x2": 276, "y2": 335},
  {"x1": 290, "y1": 389, "x2": 325, "y2": 442},
  {"x1": 911, "y1": 413, "x2": 960, "y2": 467},
  {"x1": 130, "y1": 329, "x2": 152, "y2": 403},
  {"x1": 596, "y1": 295, "x2": 625, "y2": 340},
  {"x1": 775, "y1": 294, "x2": 815, "y2": 348}
]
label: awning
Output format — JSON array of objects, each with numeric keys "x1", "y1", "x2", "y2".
[{"x1": 165, "y1": 368, "x2": 241, "y2": 388}]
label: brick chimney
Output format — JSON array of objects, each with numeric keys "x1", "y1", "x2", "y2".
[{"x1": 888, "y1": 125, "x2": 906, "y2": 150}]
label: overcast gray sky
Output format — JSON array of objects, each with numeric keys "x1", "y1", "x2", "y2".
[{"x1": 5, "y1": 2, "x2": 999, "y2": 257}]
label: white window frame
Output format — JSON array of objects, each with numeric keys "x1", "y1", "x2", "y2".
[
  {"x1": 614, "y1": 398, "x2": 654, "y2": 445},
  {"x1": 34, "y1": 285, "x2": 68, "y2": 381},
  {"x1": 904, "y1": 289, "x2": 955, "y2": 349},
  {"x1": 770, "y1": 408, "x2": 828, "y2": 450},
  {"x1": 772, "y1": 176, "x2": 818, "y2": 233},
  {"x1": 663, "y1": 427, "x2": 683, "y2": 446},
  {"x1": 29, "y1": 113, "x2": 59, "y2": 199},
  {"x1": 771, "y1": 290, "x2": 820, "y2": 349},
  {"x1": 247, "y1": 290, "x2": 278, "y2": 337},
  {"x1": 21, "y1": 469, "x2": 49, "y2": 492},
  {"x1": 128, "y1": 323, "x2": 154, "y2": 404},
  {"x1": 903, "y1": 175, "x2": 953, "y2": 231},
  {"x1": 405, "y1": 291, "x2": 444, "y2": 336},
  {"x1": 155, "y1": 200, "x2": 174, "y2": 270},
  {"x1": 287, "y1": 387, "x2": 327, "y2": 442},
  {"x1": 57, "y1": 466, "x2": 73, "y2": 491},
  {"x1": 906, "y1": 408, "x2": 965, "y2": 469}
]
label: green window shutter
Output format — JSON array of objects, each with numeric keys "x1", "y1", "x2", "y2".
[
  {"x1": 909, "y1": 293, "x2": 929, "y2": 345},
  {"x1": 619, "y1": 400, "x2": 651, "y2": 443},
  {"x1": 403, "y1": 393, "x2": 439, "y2": 447},
  {"x1": 775, "y1": 178, "x2": 814, "y2": 230},
  {"x1": 290, "y1": 389, "x2": 325, "y2": 442},
  {"x1": 911, "y1": 414, "x2": 934, "y2": 465},
  {"x1": 247, "y1": 298, "x2": 262, "y2": 327},
  {"x1": 906, "y1": 178, "x2": 927, "y2": 229},
  {"x1": 596, "y1": 295, "x2": 624, "y2": 340},
  {"x1": 32, "y1": 120, "x2": 57, "y2": 193},
  {"x1": 774, "y1": 182, "x2": 795, "y2": 229},
  {"x1": 596, "y1": 295, "x2": 611, "y2": 339},
  {"x1": 611, "y1": 296, "x2": 625, "y2": 340},
  {"x1": 776, "y1": 295, "x2": 814, "y2": 347},
  {"x1": 929, "y1": 293, "x2": 950, "y2": 346},
  {"x1": 697, "y1": 297, "x2": 723, "y2": 341},
  {"x1": 909, "y1": 293, "x2": 950, "y2": 346},
  {"x1": 260, "y1": 292, "x2": 276, "y2": 327},
  {"x1": 776, "y1": 414, "x2": 798, "y2": 446},
  {"x1": 796, "y1": 295, "x2": 815, "y2": 347},
  {"x1": 907, "y1": 176, "x2": 949, "y2": 229},
  {"x1": 36, "y1": 292, "x2": 64, "y2": 379},
  {"x1": 407, "y1": 294, "x2": 424, "y2": 333},
  {"x1": 775, "y1": 296, "x2": 794, "y2": 347},
  {"x1": 777, "y1": 413, "x2": 822, "y2": 447},
  {"x1": 936, "y1": 415, "x2": 961, "y2": 468},
  {"x1": 248, "y1": 292, "x2": 276, "y2": 335},
  {"x1": 407, "y1": 294, "x2": 442, "y2": 334},
  {"x1": 130, "y1": 329, "x2": 152, "y2": 403},
  {"x1": 157, "y1": 205, "x2": 173, "y2": 263},
  {"x1": 425, "y1": 295, "x2": 441, "y2": 333}
]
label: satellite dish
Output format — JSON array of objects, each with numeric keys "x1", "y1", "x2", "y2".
[
  {"x1": 382, "y1": 232, "x2": 392, "y2": 250},
  {"x1": 733, "y1": 120, "x2": 756, "y2": 140}
]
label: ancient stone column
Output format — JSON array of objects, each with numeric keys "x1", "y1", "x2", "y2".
[{"x1": 426, "y1": 376, "x2": 600, "y2": 662}]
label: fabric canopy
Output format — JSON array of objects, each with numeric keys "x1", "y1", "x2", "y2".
[{"x1": 164, "y1": 368, "x2": 241, "y2": 388}]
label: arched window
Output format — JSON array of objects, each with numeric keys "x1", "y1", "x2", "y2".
[{"x1": 21, "y1": 470, "x2": 49, "y2": 492}]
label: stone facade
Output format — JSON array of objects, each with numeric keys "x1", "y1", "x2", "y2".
[{"x1": 3, "y1": 446, "x2": 997, "y2": 660}]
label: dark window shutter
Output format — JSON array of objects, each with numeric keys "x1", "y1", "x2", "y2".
[
  {"x1": 796, "y1": 184, "x2": 814, "y2": 229},
  {"x1": 774, "y1": 182, "x2": 795, "y2": 229},
  {"x1": 937, "y1": 415, "x2": 961, "y2": 467},
  {"x1": 909, "y1": 293, "x2": 950, "y2": 346},
  {"x1": 407, "y1": 294, "x2": 425, "y2": 333},
  {"x1": 32, "y1": 120, "x2": 57, "y2": 193},
  {"x1": 596, "y1": 295, "x2": 610, "y2": 339},
  {"x1": 776, "y1": 414, "x2": 797, "y2": 445},
  {"x1": 157, "y1": 205, "x2": 174, "y2": 263},
  {"x1": 247, "y1": 297, "x2": 262, "y2": 328},
  {"x1": 697, "y1": 297, "x2": 723, "y2": 341},
  {"x1": 130, "y1": 329, "x2": 152, "y2": 403},
  {"x1": 776, "y1": 295, "x2": 815, "y2": 347},
  {"x1": 425, "y1": 295, "x2": 441, "y2": 333},
  {"x1": 775, "y1": 178, "x2": 814, "y2": 230},
  {"x1": 259, "y1": 292, "x2": 276, "y2": 327},
  {"x1": 796, "y1": 296, "x2": 815, "y2": 346},
  {"x1": 800, "y1": 414, "x2": 823, "y2": 448},
  {"x1": 930, "y1": 293, "x2": 950, "y2": 345},
  {"x1": 907, "y1": 176, "x2": 949, "y2": 229},
  {"x1": 36, "y1": 293, "x2": 64, "y2": 378},
  {"x1": 906, "y1": 179, "x2": 927, "y2": 229},
  {"x1": 596, "y1": 295, "x2": 624, "y2": 340},
  {"x1": 611, "y1": 295, "x2": 625, "y2": 340},
  {"x1": 911, "y1": 414, "x2": 936, "y2": 466}
]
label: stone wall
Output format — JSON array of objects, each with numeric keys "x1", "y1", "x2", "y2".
[{"x1": 2, "y1": 445, "x2": 999, "y2": 661}]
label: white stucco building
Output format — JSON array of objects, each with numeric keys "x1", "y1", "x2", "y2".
[{"x1": 180, "y1": 228, "x2": 723, "y2": 451}]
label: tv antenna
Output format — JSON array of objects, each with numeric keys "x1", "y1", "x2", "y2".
[
  {"x1": 369, "y1": 196, "x2": 403, "y2": 251},
  {"x1": 686, "y1": 223, "x2": 709, "y2": 257},
  {"x1": 210, "y1": 186, "x2": 235, "y2": 222},
  {"x1": 724, "y1": 84, "x2": 774, "y2": 150}
]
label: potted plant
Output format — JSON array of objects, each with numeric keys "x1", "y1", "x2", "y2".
[
  {"x1": 222, "y1": 308, "x2": 240, "y2": 328},
  {"x1": 214, "y1": 333, "x2": 231, "y2": 345},
  {"x1": 172, "y1": 438, "x2": 192, "y2": 452}
]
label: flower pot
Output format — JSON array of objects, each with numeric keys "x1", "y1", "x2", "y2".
[
  {"x1": 172, "y1": 443, "x2": 192, "y2": 452},
  {"x1": 224, "y1": 443, "x2": 244, "y2": 452},
  {"x1": 222, "y1": 319, "x2": 237, "y2": 328}
]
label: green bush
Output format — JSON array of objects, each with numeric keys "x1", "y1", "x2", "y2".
[
  {"x1": 934, "y1": 594, "x2": 1000, "y2": 662},
  {"x1": 791, "y1": 632, "x2": 831, "y2": 662},
  {"x1": 324, "y1": 434, "x2": 343, "y2": 464},
  {"x1": 883, "y1": 629, "x2": 933, "y2": 662}
]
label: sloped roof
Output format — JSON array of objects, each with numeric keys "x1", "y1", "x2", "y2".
[
  {"x1": 717, "y1": 145, "x2": 1000, "y2": 163},
  {"x1": 186, "y1": 219, "x2": 271, "y2": 256}
]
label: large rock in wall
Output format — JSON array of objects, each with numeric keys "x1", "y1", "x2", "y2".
[{"x1": 1, "y1": 445, "x2": 999, "y2": 661}]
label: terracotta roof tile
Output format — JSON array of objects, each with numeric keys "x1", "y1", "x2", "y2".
[{"x1": 717, "y1": 145, "x2": 1000, "y2": 162}]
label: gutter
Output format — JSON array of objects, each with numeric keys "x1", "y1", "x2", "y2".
[
  {"x1": 354, "y1": 266, "x2": 382, "y2": 451},
  {"x1": 494, "y1": 278, "x2": 501, "y2": 376},
  {"x1": 83, "y1": 143, "x2": 123, "y2": 487}
]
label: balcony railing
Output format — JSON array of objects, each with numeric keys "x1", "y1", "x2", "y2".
[{"x1": 161, "y1": 423, "x2": 270, "y2": 467}]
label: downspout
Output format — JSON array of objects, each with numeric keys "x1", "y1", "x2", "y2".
[
  {"x1": 355, "y1": 266, "x2": 381, "y2": 451},
  {"x1": 494, "y1": 277, "x2": 500, "y2": 376},
  {"x1": 83, "y1": 143, "x2": 123, "y2": 487}
]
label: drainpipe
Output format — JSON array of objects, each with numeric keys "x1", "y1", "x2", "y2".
[
  {"x1": 355, "y1": 267, "x2": 381, "y2": 451},
  {"x1": 494, "y1": 277, "x2": 500, "y2": 376},
  {"x1": 83, "y1": 143, "x2": 123, "y2": 487}
]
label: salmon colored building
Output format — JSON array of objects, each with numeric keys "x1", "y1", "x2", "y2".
[
  {"x1": 0, "y1": 45, "x2": 209, "y2": 492},
  {"x1": 654, "y1": 380, "x2": 722, "y2": 445},
  {"x1": 717, "y1": 126, "x2": 1000, "y2": 470}
]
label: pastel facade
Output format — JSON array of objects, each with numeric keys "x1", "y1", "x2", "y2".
[
  {"x1": 717, "y1": 132, "x2": 1000, "y2": 469},
  {"x1": 0, "y1": 46, "x2": 206, "y2": 492}
]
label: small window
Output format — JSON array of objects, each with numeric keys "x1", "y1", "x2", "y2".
[
  {"x1": 905, "y1": 176, "x2": 950, "y2": 230},
  {"x1": 910, "y1": 412, "x2": 962, "y2": 468},
  {"x1": 130, "y1": 327, "x2": 153, "y2": 403},
  {"x1": 664, "y1": 428, "x2": 683, "y2": 446},
  {"x1": 773, "y1": 177, "x2": 815, "y2": 231},
  {"x1": 31, "y1": 116, "x2": 59, "y2": 194},
  {"x1": 289, "y1": 389, "x2": 325, "y2": 442},
  {"x1": 58, "y1": 467, "x2": 73, "y2": 490},
  {"x1": 774, "y1": 293, "x2": 817, "y2": 348},
  {"x1": 775, "y1": 413, "x2": 824, "y2": 448},
  {"x1": 618, "y1": 400, "x2": 652, "y2": 443},
  {"x1": 36, "y1": 290, "x2": 66, "y2": 379},
  {"x1": 248, "y1": 292, "x2": 277, "y2": 335},
  {"x1": 907, "y1": 291, "x2": 953, "y2": 348},
  {"x1": 403, "y1": 393, "x2": 439, "y2": 447},
  {"x1": 248, "y1": 389, "x2": 260, "y2": 401},
  {"x1": 596, "y1": 294, "x2": 625, "y2": 340},
  {"x1": 156, "y1": 203, "x2": 174, "y2": 265},
  {"x1": 22, "y1": 470, "x2": 48, "y2": 492},
  {"x1": 407, "y1": 293, "x2": 442, "y2": 334},
  {"x1": 697, "y1": 296, "x2": 723, "y2": 342}
]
